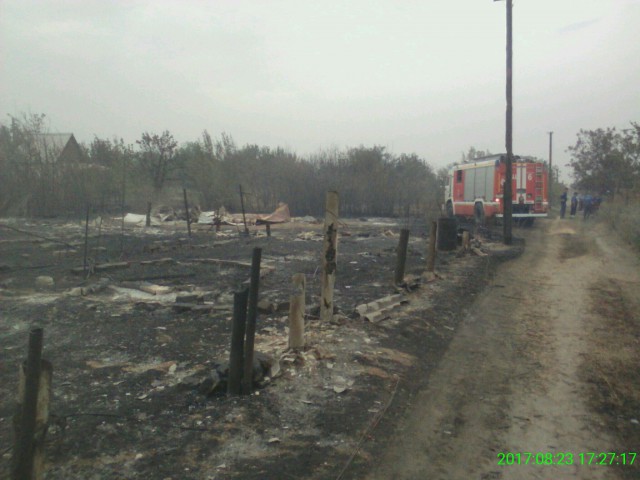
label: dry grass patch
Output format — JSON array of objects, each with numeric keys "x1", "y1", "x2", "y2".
[
  {"x1": 581, "y1": 279, "x2": 640, "y2": 479},
  {"x1": 600, "y1": 201, "x2": 640, "y2": 253}
]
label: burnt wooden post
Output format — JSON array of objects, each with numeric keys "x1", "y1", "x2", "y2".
[
  {"x1": 238, "y1": 184, "x2": 249, "y2": 235},
  {"x1": 145, "y1": 202, "x2": 152, "y2": 227},
  {"x1": 426, "y1": 220, "x2": 437, "y2": 274},
  {"x1": 462, "y1": 230, "x2": 470, "y2": 252},
  {"x1": 12, "y1": 328, "x2": 51, "y2": 480},
  {"x1": 288, "y1": 274, "x2": 306, "y2": 349},
  {"x1": 182, "y1": 188, "x2": 192, "y2": 238},
  {"x1": 265, "y1": 223, "x2": 271, "y2": 237},
  {"x1": 394, "y1": 229, "x2": 410, "y2": 285},
  {"x1": 242, "y1": 247, "x2": 262, "y2": 394},
  {"x1": 228, "y1": 289, "x2": 249, "y2": 395},
  {"x1": 83, "y1": 204, "x2": 90, "y2": 276},
  {"x1": 320, "y1": 191, "x2": 339, "y2": 322},
  {"x1": 30, "y1": 359, "x2": 52, "y2": 480},
  {"x1": 119, "y1": 153, "x2": 126, "y2": 254}
]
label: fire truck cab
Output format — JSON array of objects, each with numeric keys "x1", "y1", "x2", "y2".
[{"x1": 444, "y1": 154, "x2": 548, "y2": 224}]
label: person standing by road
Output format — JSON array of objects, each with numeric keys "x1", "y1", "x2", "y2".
[
  {"x1": 583, "y1": 193, "x2": 593, "y2": 220},
  {"x1": 570, "y1": 191, "x2": 578, "y2": 218},
  {"x1": 560, "y1": 188, "x2": 568, "y2": 219}
]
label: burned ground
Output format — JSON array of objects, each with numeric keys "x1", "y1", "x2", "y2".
[{"x1": 0, "y1": 217, "x2": 514, "y2": 479}]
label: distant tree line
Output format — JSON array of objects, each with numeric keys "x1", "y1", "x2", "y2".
[
  {"x1": 4, "y1": 113, "x2": 637, "y2": 219},
  {"x1": 0, "y1": 113, "x2": 442, "y2": 218}
]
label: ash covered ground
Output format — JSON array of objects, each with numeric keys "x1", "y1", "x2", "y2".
[{"x1": 0, "y1": 216, "x2": 519, "y2": 479}]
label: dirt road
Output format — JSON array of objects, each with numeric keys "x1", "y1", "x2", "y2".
[{"x1": 365, "y1": 219, "x2": 640, "y2": 480}]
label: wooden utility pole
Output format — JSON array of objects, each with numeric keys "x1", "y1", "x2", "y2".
[
  {"x1": 548, "y1": 131, "x2": 554, "y2": 207},
  {"x1": 320, "y1": 191, "x2": 339, "y2": 322},
  {"x1": 503, "y1": 0, "x2": 514, "y2": 245}
]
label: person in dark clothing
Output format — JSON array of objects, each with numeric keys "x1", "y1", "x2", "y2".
[
  {"x1": 583, "y1": 194, "x2": 593, "y2": 220},
  {"x1": 593, "y1": 197, "x2": 602, "y2": 215},
  {"x1": 570, "y1": 192, "x2": 578, "y2": 217},
  {"x1": 560, "y1": 188, "x2": 568, "y2": 218}
]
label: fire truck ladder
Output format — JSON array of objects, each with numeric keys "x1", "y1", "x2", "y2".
[{"x1": 535, "y1": 166, "x2": 544, "y2": 210}]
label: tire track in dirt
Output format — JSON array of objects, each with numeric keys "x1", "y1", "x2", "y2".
[
  {"x1": 498, "y1": 222, "x2": 616, "y2": 480},
  {"x1": 580, "y1": 229, "x2": 640, "y2": 480},
  {"x1": 365, "y1": 219, "x2": 636, "y2": 480}
]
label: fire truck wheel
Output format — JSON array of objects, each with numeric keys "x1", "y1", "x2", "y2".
[{"x1": 474, "y1": 203, "x2": 485, "y2": 225}]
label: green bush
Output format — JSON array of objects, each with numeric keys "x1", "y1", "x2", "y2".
[{"x1": 600, "y1": 201, "x2": 640, "y2": 252}]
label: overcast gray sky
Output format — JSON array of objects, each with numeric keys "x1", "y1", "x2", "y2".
[{"x1": 2, "y1": 0, "x2": 639, "y2": 181}]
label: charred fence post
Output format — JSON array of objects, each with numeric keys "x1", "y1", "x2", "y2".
[
  {"x1": 238, "y1": 184, "x2": 249, "y2": 236},
  {"x1": 436, "y1": 217, "x2": 457, "y2": 252},
  {"x1": 288, "y1": 274, "x2": 306, "y2": 349},
  {"x1": 242, "y1": 247, "x2": 262, "y2": 394},
  {"x1": 83, "y1": 204, "x2": 90, "y2": 277},
  {"x1": 12, "y1": 328, "x2": 52, "y2": 480},
  {"x1": 426, "y1": 220, "x2": 437, "y2": 275},
  {"x1": 462, "y1": 230, "x2": 470, "y2": 252},
  {"x1": 228, "y1": 289, "x2": 249, "y2": 395},
  {"x1": 119, "y1": 152, "x2": 127, "y2": 255},
  {"x1": 394, "y1": 229, "x2": 410, "y2": 285},
  {"x1": 182, "y1": 188, "x2": 192, "y2": 238},
  {"x1": 320, "y1": 191, "x2": 339, "y2": 322},
  {"x1": 145, "y1": 202, "x2": 152, "y2": 227},
  {"x1": 30, "y1": 359, "x2": 51, "y2": 480}
]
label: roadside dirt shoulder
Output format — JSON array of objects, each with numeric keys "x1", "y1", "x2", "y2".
[{"x1": 362, "y1": 218, "x2": 640, "y2": 480}]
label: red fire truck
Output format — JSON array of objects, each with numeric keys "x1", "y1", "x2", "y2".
[{"x1": 444, "y1": 154, "x2": 549, "y2": 224}]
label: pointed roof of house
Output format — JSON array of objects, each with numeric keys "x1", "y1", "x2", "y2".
[{"x1": 32, "y1": 133, "x2": 79, "y2": 162}]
